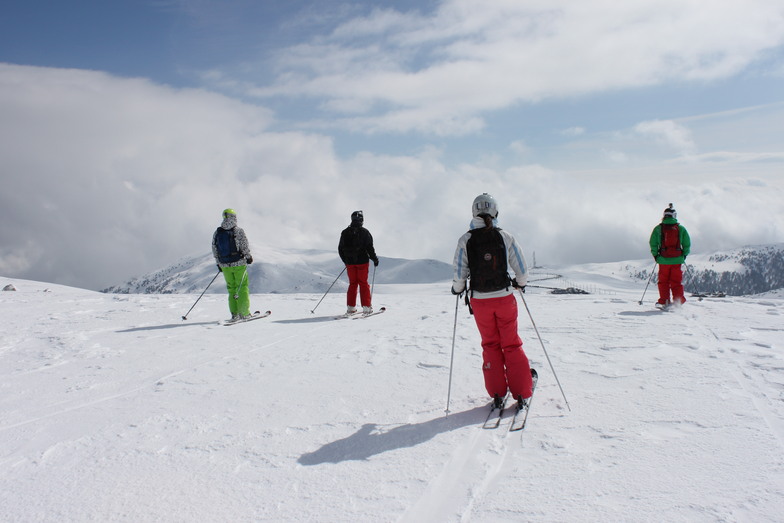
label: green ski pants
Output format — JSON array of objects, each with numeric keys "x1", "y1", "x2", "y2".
[{"x1": 221, "y1": 265, "x2": 250, "y2": 316}]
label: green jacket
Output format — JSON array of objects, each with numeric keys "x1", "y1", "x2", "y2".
[{"x1": 649, "y1": 217, "x2": 691, "y2": 265}]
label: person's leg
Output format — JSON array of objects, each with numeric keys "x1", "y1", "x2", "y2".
[
  {"x1": 356, "y1": 263, "x2": 371, "y2": 307},
  {"x1": 346, "y1": 265, "x2": 359, "y2": 308},
  {"x1": 222, "y1": 266, "x2": 240, "y2": 316},
  {"x1": 670, "y1": 264, "x2": 686, "y2": 304},
  {"x1": 471, "y1": 297, "x2": 508, "y2": 399},
  {"x1": 657, "y1": 264, "x2": 673, "y2": 304},
  {"x1": 494, "y1": 294, "x2": 533, "y2": 399},
  {"x1": 235, "y1": 266, "x2": 251, "y2": 316}
]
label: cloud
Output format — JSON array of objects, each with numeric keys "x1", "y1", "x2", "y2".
[
  {"x1": 213, "y1": 0, "x2": 784, "y2": 136},
  {"x1": 634, "y1": 119, "x2": 696, "y2": 155},
  {"x1": 561, "y1": 127, "x2": 586, "y2": 137},
  {"x1": 1, "y1": 64, "x2": 783, "y2": 290}
]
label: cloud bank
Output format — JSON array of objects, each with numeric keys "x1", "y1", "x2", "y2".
[{"x1": 2, "y1": 63, "x2": 783, "y2": 290}]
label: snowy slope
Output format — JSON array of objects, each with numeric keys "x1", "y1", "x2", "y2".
[{"x1": 2, "y1": 269, "x2": 783, "y2": 522}]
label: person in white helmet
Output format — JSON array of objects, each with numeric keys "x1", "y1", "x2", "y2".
[{"x1": 451, "y1": 194, "x2": 533, "y2": 409}]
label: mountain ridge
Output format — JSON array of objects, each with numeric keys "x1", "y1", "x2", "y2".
[
  {"x1": 100, "y1": 243, "x2": 784, "y2": 296},
  {"x1": 102, "y1": 247, "x2": 452, "y2": 295}
]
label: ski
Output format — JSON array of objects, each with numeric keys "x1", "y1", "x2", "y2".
[
  {"x1": 482, "y1": 395, "x2": 507, "y2": 429},
  {"x1": 335, "y1": 312, "x2": 361, "y2": 320},
  {"x1": 509, "y1": 368, "x2": 538, "y2": 432},
  {"x1": 352, "y1": 306, "x2": 387, "y2": 319},
  {"x1": 223, "y1": 310, "x2": 271, "y2": 325},
  {"x1": 655, "y1": 303, "x2": 682, "y2": 312}
]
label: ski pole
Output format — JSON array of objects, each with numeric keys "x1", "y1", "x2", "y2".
[
  {"x1": 370, "y1": 263, "x2": 377, "y2": 300},
  {"x1": 445, "y1": 293, "x2": 460, "y2": 417},
  {"x1": 518, "y1": 289, "x2": 571, "y2": 411},
  {"x1": 234, "y1": 267, "x2": 248, "y2": 300},
  {"x1": 182, "y1": 269, "x2": 221, "y2": 320},
  {"x1": 311, "y1": 267, "x2": 347, "y2": 313},
  {"x1": 638, "y1": 261, "x2": 657, "y2": 305}
]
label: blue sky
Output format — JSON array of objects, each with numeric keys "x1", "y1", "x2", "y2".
[{"x1": 1, "y1": 0, "x2": 784, "y2": 289}]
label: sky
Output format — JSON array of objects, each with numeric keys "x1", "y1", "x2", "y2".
[{"x1": 1, "y1": 0, "x2": 784, "y2": 290}]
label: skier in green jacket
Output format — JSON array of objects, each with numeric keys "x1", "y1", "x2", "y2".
[{"x1": 649, "y1": 204, "x2": 691, "y2": 308}]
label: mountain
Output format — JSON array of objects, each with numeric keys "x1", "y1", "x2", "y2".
[
  {"x1": 102, "y1": 246, "x2": 452, "y2": 294},
  {"x1": 685, "y1": 244, "x2": 784, "y2": 295},
  {"x1": 586, "y1": 243, "x2": 784, "y2": 297},
  {"x1": 102, "y1": 243, "x2": 784, "y2": 296}
]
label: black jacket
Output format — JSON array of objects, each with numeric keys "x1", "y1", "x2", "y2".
[{"x1": 338, "y1": 225, "x2": 378, "y2": 265}]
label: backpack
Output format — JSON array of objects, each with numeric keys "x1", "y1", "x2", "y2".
[
  {"x1": 215, "y1": 227, "x2": 242, "y2": 263},
  {"x1": 659, "y1": 223, "x2": 683, "y2": 258},
  {"x1": 466, "y1": 227, "x2": 510, "y2": 293}
]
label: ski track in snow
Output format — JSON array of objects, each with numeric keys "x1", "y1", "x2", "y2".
[{"x1": 1, "y1": 277, "x2": 783, "y2": 522}]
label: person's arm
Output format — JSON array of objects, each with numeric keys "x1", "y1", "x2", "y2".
[
  {"x1": 504, "y1": 231, "x2": 528, "y2": 287},
  {"x1": 364, "y1": 229, "x2": 379, "y2": 265},
  {"x1": 680, "y1": 226, "x2": 691, "y2": 258},
  {"x1": 649, "y1": 226, "x2": 661, "y2": 259},
  {"x1": 452, "y1": 233, "x2": 470, "y2": 293}
]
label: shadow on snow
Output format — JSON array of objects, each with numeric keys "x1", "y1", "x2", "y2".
[{"x1": 298, "y1": 406, "x2": 487, "y2": 466}]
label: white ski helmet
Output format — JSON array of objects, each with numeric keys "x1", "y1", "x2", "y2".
[{"x1": 472, "y1": 193, "x2": 498, "y2": 218}]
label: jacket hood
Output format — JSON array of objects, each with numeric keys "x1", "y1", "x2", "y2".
[{"x1": 221, "y1": 214, "x2": 238, "y2": 229}]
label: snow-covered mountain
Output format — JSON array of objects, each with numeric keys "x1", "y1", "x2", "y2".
[
  {"x1": 103, "y1": 247, "x2": 452, "y2": 294},
  {"x1": 104, "y1": 243, "x2": 784, "y2": 297},
  {"x1": 575, "y1": 243, "x2": 784, "y2": 296}
]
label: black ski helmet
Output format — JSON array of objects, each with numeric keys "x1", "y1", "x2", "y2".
[{"x1": 351, "y1": 210, "x2": 364, "y2": 225}]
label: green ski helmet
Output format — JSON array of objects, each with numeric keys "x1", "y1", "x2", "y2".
[{"x1": 222, "y1": 208, "x2": 237, "y2": 218}]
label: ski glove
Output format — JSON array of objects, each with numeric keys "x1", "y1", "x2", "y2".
[
  {"x1": 511, "y1": 279, "x2": 526, "y2": 292},
  {"x1": 372, "y1": 257, "x2": 379, "y2": 267},
  {"x1": 451, "y1": 284, "x2": 464, "y2": 296},
  {"x1": 216, "y1": 264, "x2": 222, "y2": 272},
  {"x1": 246, "y1": 256, "x2": 253, "y2": 265}
]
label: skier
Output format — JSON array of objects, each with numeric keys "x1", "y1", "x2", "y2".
[
  {"x1": 212, "y1": 208, "x2": 254, "y2": 320},
  {"x1": 451, "y1": 193, "x2": 534, "y2": 409},
  {"x1": 338, "y1": 210, "x2": 379, "y2": 315},
  {"x1": 649, "y1": 204, "x2": 691, "y2": 308}
]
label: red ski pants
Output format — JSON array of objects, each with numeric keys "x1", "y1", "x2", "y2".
[
  {"x1": 471, "y1": 294, "x2": 533, "y2": 400},
  {"x1": 346, "y1": 263, "x2": 371, "y2": 307},
  {"x1": 657, "y1": 264, "x2": 685, "y2": 304}
]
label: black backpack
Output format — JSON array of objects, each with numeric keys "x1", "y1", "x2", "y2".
[
  {"x1": 215, "y1": 227, "x2": 242, "y2": 263},
  {"x1": 466, "y1": 227, "x2": 511, "y2": 293}
]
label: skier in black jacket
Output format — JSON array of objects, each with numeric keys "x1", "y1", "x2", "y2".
[{"x1": 338, "y1": 210, "x2": 379, "y2": 315}]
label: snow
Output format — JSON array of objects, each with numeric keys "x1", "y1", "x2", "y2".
[{"x1": 2, "y1": 268, "x2": 784, "y2": 522}]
